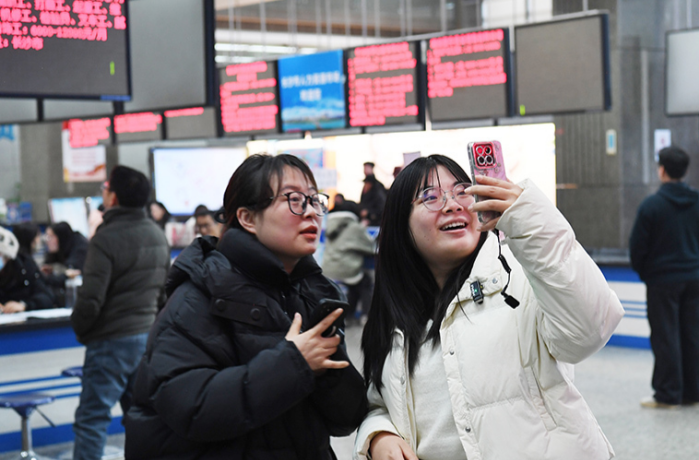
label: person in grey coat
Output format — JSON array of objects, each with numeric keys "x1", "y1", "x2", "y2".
[
  {"x1": 71, "y1": 166, "x2": 170, "y2": 460},
  {"x1": 322, "y1": 204, "x2": 376, "y2": 322}
]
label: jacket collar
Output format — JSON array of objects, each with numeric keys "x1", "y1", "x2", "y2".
[
  {"x1": 217, "y1": 228, "x2": 322, "y2": 291},
  {"x1": 444, "y1": 232, "x2": 506, "y2": 319},
  {"x1": 101, "y1": 206, "x2": 147, "y2": 225}
]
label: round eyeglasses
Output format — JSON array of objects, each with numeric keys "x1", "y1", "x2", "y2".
[
  {"x1": 273, "y1": 191, "x2": 330, "y2": 216},
  {"x1": 415, "y1": 183, "x2": 473, "y2": 211}
]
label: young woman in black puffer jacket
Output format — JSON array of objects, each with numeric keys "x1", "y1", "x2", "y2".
[{"x1": 124, "y1": 154, "x2": 368, "y2": 460}]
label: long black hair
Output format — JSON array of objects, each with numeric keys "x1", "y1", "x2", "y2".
[
  {"x1": 361, "y1": 154, "x2": 488, "y2": 390},
  {"x1": 222, "y1": 154, "x2": 318, "y2": 232},
  {"x1": 44, "y1": 222, "x2": 74, "y2": 264}
]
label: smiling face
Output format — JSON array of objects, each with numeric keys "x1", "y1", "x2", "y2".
[
  {"x1": 242, "y1": 166, "x2": 321, "y2": 273},
  {"x1": 409, "y1": 165, "x2": 480, "y2": 284}
]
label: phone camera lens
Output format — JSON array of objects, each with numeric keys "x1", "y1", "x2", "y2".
[
  {"x1": 476, "y1": 146, "x2": 484, "y2": 155},
  {"x1": 484, "y1": 146, "x2": 491, "y2": 155},
  {"x1": 477, "y1": 155, "x2": 486, "y2": 166},
  {"x1": 485, "y1": 155, "x2": 494, "y2": 165}
]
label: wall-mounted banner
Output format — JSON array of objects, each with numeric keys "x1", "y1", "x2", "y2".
[{"x1": 61, "y1": 123, "x2": 107, "y2": 183}]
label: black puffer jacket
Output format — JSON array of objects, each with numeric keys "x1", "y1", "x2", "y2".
[{"x1": 124, "y1": 229, "x2": 368, "y2": 460}]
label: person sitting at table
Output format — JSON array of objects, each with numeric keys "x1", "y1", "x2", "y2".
[
  {"x1": 0, "y1": 226, "x2": 56, "y2": 313},
  {"x1": 41, "y1": 222, "x2": 88, "y2": 304}
]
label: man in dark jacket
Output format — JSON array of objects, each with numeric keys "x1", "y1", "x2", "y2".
[
  {"x1": 71, "y1": 166, "x2": 170, "y2": 460},
  {"x1": 630, "y1": 146, "x2": 699, "y2": 409}
]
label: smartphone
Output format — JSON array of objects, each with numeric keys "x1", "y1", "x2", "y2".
[
  {"x1": 308, "y1": 299, "x2": 347, "y2": 338},
  {"x1": 467, "y1": 140, "x2": 509, "y2": 224}
]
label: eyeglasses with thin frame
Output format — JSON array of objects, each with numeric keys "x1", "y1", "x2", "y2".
[
  {"x1": 414, "y1": 182, "x2": 473, "y2": 211},
  {"x1": 272, "y1": 191, "x2": 330, "y2": 216}
]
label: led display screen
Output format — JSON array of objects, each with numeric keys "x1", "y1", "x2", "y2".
[
  {"x1": 164, "y1": 106, "x2": 217, "y2": 140},
  {"x1": 219, "y1": 60, "x2": 279, "y2": 136},
  {"x1": 114, "y1": 111, "x2": 162, "y2": 143},
  {"x1": 68, "y1": 116, "x2": 112, "y2": 148},
  {"x1": 666, "y1": 28, "x2": 699, "y2": 116},
  {"x1": 0, "y1": 0, "x2": 130, "y2": 100},
  {"x1": 427, "y1": 29, "x2": 511, "y2": 121},
  {"x1": 515, "y1": 14, "x2": 610, "y2": 115},
  {"x1": 123, "y1": 0, "x2": 214, "y2": 113},
  {"x1": 347, "y1": 41, "x2": 420, "y2": 127},
  {"x1": 278, "y1": 50, "x2": 346, "y2": 132}
]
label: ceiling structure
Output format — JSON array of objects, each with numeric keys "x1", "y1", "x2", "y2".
[{"x1": 213, "y1": 0, "x2": 553, "y2": 65}]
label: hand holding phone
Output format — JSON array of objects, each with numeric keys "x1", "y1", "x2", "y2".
[
  {"x1": 308, "y1": 299, "x2": 347, "y2": 338},
  {"x1": 285, "y1": 302, "x2": 350, "y2": 373},
  {"x1": 467, "y1": 141, "x2": 509, "y2": 224}
]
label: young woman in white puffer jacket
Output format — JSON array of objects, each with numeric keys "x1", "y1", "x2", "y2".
[{"x1": 356, "y1": 154, "x2": 624, "y2": 460}]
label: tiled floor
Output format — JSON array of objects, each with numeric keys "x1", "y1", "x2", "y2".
[{"x1": 3, "y1": 325, "x2": 698, "y2": 460}]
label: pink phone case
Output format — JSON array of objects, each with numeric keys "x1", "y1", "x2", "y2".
[{"x1": 467, "y1": 141, "x2": 508, "y2": 224}]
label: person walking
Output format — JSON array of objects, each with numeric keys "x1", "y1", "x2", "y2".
[
  {"x1": 124, "y1": 154, "x2": 367, "y2": 460},
  {"x1": 355, "y1": 155, "x2": 623, "y2": 460},
  {"x1": 630, "y1": 145, "x2": 699, "y2": 409},
  {"x1": 71, "y1": 166, "x2": 170, "y2": 460}
]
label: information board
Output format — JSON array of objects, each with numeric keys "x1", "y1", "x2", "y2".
[
  {"x1": 114, "y1": 111, "x2": 162, "y2": 143},
  {"x1": 0, "y1": 0, "x2": 130, "y2": 99},
  {"x1": 219, "y1": 60, "x2": 279, "y2": 136},
  {"x1": 427, "y1": 29, "x2": 511, "y2": 121},
  {"x1": 164, "y1": 106, "x2": 217, "y2": 140},
  {"x1": 278, "y1": 50, "x2": 346, "y2": 132},
  {"x1": 347, "y1": 41, "x2": 420, "y2": 127},
  {"x1": 515, "y1": 14, "x2": 610, "y2": 115},
  {"x1": 68, "y1": 116, "x2": 112, "y2": 148}
]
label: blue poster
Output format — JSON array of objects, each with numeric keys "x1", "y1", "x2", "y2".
[{"x1": 278, "y1": 50, "x2": 346, "y2": 132}]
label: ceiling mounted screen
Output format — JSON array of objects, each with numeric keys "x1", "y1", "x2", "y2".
[
  {"x1": 219, "y1": 60, "x2": 279, "y2": 137},
  {"x1": 123, "y1": 0, "x2": 215, "y2": 113},
  {"x1": 0, "y1": 0, "x2": 130, "y2": 100},
  {"x1": 427, "y1": 29, "x2": 511, "y2": 122},
  {"x1": 666, "y1": 28, "x2": 699, "y2": 116},
  {"x1": 515, "y1": 14, "x2": 610, "y2": 116},
  {"x1": 278, "y1": 50, "x2": 347, "y2": 132},
  {"x1": 347, "y1": 41, "x2": 421, "y2": 128}
]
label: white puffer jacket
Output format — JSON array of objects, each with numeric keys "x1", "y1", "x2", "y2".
[{"x1": 354, "y1": 180, "x2": 624, "y2": 460}]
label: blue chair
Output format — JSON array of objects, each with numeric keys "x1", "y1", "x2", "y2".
[
  {"x1": 0, "y1": 393, "x2": 55, "y2": 460},
  {"x1": 61, "y1": 366, "x2": 83, "y2": 379}
]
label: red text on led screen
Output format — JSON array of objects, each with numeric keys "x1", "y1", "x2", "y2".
[
  {"x1": 68, "y1": 116, "x2": 110, "y2": 148},
  {"x1": 114, "y1": 112, "x2": 161, "y2": 134},
  {"x1": 164, "y1": 107, "x2": 204, "y2": 118},
  {"x1": 0, "y1": 0, "x2": 126, "y2": 51},
  {"x1": 347, "y1": 41, "x2": 419, "y2": 127},
  {"x1": 220, "y1": 61, "x2": 278, "y2": 135},
  {"x1": 427, "y1": 29, "x2": 507, "y2": 99}
]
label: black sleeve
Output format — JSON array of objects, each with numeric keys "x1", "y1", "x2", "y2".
[
  {"x1": 143, "y1": 298, "x2": 317, "y2": 443},
  {"x1": 308, "y1": 342, "x2": 368, "y2": 436},
  {"x1": 629, "y1": 203, "x2": 651, "y2": 276},
  {"x1": 306, "y1": 281, "x2": 368, "y2": 436},
  {"x1": 23, "y1": 259, "x2": 57, "y2": 311},
  {"x1": 64, "y1": 237, "x2": 89, "y2": 270},
  {"x1": 44, "y1": 272, "x2": 68, "y2": 288}
]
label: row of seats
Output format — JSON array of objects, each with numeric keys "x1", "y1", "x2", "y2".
[{"x1": 0, "y1": 367, "x2": 82, "y2": 460}]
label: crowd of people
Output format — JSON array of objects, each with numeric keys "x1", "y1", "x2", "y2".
[{"x1": 3, "y1": 147, "x2": 698, "y2": 460}]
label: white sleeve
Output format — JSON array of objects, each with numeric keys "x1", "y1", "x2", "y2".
[
  {"x1": 354, "y1": 383, "x2": 402, "y2": 460},
  {"x1": 496, "y1": 179, "x2": 624, "y2": 363}
]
